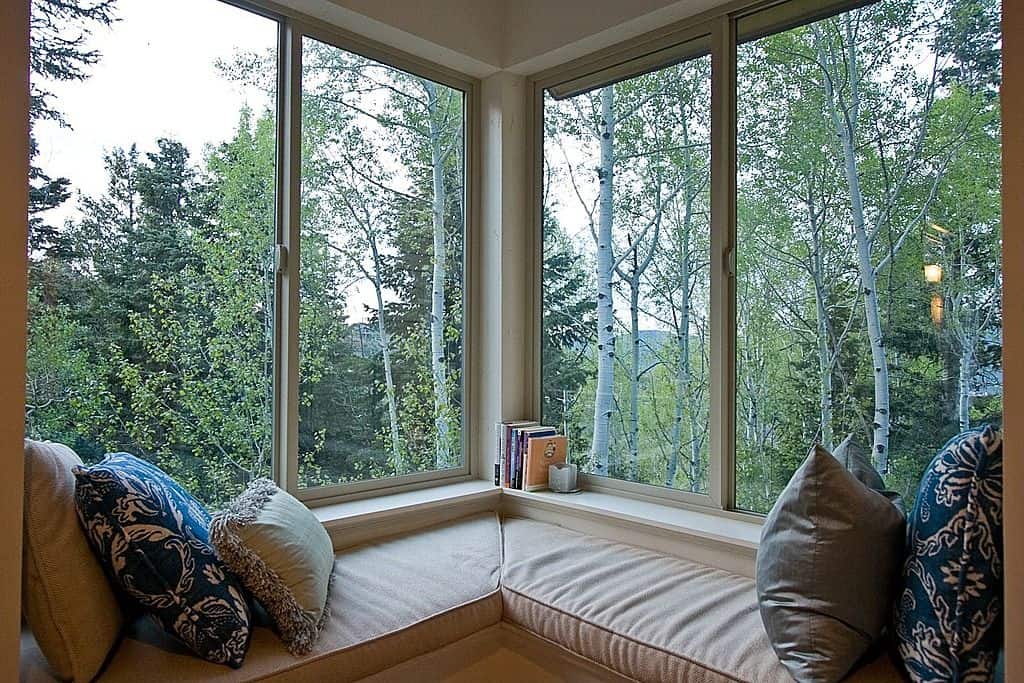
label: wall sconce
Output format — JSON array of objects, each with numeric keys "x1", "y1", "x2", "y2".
[
  {"x1": 924, "y1": 263, "x2": 943, "y2": 284},
  {"x1": 930, "y1": 294, "x2": 944, "y2": 326}
]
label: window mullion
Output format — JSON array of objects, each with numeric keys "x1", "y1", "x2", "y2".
[
  {"x1": 709, "y1": 14, "x2": 738, "y2": 511},
  {"x1": 276, "y1": 19, "x2": 302, "y2": 495}
]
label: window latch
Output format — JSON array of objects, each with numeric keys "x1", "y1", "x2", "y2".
[
  {"x1": 726, "y1": 246, "x2": 736, "y2": 278},
  {"x1": 274, "y1": 245, "x2": 288, "y2": 274}
]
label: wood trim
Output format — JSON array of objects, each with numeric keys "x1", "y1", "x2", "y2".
[
  {"x1": 0, "y1": 0, "x2": 29, "y2": 677},
  {"x1": 1001, "y1": 1, "x2": 1022, "y2": 675}
]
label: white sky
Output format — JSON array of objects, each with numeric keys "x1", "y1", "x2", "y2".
[
  {"x1": 35, "y1": 0, "x2": 277, "y2": 226},
  {"x1": 33, "y1": 0, "x2": 387, "y2": 323}
]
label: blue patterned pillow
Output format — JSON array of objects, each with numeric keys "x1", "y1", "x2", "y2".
[
  {"x1": 73, "y1": 453, "x2": 252, "y2": 667},
  {"x1": 894, "y1": 425, "x2": 1003, "y2": 682}
]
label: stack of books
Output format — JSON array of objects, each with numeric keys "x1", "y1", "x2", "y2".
[{"x1": 494, "y1": 421, "x2": 568, "y2": 491}]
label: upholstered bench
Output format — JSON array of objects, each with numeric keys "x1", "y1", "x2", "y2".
[
  {"x1": 501, "y1": 517, "x2": 903, "y2": 683},
  {"x1": 21, "y1": 514, "x2": 503, "y2": 683},
  {"x1": 21, "y1": 513, "x2": 903, "y2": 682}
]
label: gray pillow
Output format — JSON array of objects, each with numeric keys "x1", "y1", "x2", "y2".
[
  {"x1": 756, "y1": 446, "x2": 905, "y2": 683},
  {"x1": 832, "y1": 434, "x2": 905, "y2": 513},
  {"x1": 210, "y1": 479, "x2": 334, "y2": 655},
  {"x1": 831, "y1": 434, "x2": 884, "y2": 490}
]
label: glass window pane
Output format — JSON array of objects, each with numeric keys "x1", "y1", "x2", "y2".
[
  {"x1": 298, "y1": 38, "x2": 466, "y2": 488},
  {"x1": 736, "y1": 0, "x2": 1003, "y2": 513},
  {"x1": 542, "y1": 55, "x2": 712, "y2": 493},
  {"x1": 26, "y1": 0, "x2": 279, "y2": 506}
]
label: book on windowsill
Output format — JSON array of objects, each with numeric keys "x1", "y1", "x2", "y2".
[
  {"x1": 513, "y1": 426, "x2": 557, "y2": 488},
  {"x1": 494, "y1": 420, "x2": 536, "y2": 487},
  {"x1": 523, "y1": 434, "x2": 568, "y2": 491}
]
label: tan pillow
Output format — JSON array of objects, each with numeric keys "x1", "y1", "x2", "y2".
[
  {"x1": 210, "y1": 479, "x2": 333, "y2": 655},
  {"x1": 22, "y1": 440, "x2": 123, "y2": 681}
]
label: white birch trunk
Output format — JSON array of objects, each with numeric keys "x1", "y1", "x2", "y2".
[
  {"x1": 958, "y1": 341, "x2": 973, "y2": 432},
  {"x1": 627, "y1": 263, "x2": 640, "y2": 480},
  {"x1": 815, "y1": 26, "x2": 890, "y2": 471},
  {"x1": 367, "y1": 232, "x2": 403, "y2": 472},
  {"x1": 424, "y1": 81, "x2": 451, "y2": 469},
  {"x1": 808, "y1": 197, "x2": 834, "y2": 452},
  {"x1": 590, "y1": 86, "x2": 616, "y2": 476}
]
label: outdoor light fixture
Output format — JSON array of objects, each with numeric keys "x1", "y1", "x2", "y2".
[
  {"x1": 930, "y1": 294, "x2": 944, "y2": 326},
  {"x1": 924, "y1": 263, "x2": 943, "y2": 283}
]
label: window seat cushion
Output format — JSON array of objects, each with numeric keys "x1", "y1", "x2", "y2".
[
  {"x1": 501, "y1": 517, "x2": 903, "y2": 683},
  {"x1": 21, "y1": 513, "x2": 502, "y2": 683}
]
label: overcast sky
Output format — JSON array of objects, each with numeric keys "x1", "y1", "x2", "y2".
[{"x1": 35, "y1": 0, "x2": 277, "y2": 226}]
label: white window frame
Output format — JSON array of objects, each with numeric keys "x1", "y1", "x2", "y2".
[
  {"x1": 528, "y1": 0, "x2": 872, "y2": 517},
  {"x1": 232, "y1": 0, "x2": 479, "y2": 506}
]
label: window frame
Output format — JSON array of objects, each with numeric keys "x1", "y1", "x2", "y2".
[
  {"x1": 529, "y1": 0, "x2": 874, "y2": 517},
  {"x1": 238, "y1": 0, "x2": 480, "y2": 505}
]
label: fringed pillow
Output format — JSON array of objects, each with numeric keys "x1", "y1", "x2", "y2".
[{"x1": 211, "y1": 479, "x2": 334, "y2": 655}]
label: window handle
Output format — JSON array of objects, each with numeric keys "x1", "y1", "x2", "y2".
[{"x1": 274, "y1": 245, "x2": 288, "y2": 274}]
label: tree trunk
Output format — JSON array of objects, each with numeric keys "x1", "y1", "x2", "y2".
[
  {"x1": 424, "y1": 81, "x2": 451, "y2": 469},
  {"x1": 815, "y1": 26, "x2": 890, "y2": 471},
  {"x1": 590, "y1": 86, "x2": 615, "y2": 476},
  {"x1": 808, "y1": 195, "x2": 834, "y2": 452},
  {"x1": 367, "y1": 231, "x2": 402, "y2": 472},
  {"x1": 958, "y1": 341, "x2": 973, "y2": 432},
  {"x1": 628, "y1": 262, "x2": 640, "y2": 480}
]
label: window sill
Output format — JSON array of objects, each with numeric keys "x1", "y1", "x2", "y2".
[
  {"x1": 500, "y1": 488, "x2": 762, "y2": 577},
  {"x1": 313, "y1": 479, "x2": 501, "y2": 549},
  {"x1": 311, "y1": 479, "x2": 762, "y2": 576}
]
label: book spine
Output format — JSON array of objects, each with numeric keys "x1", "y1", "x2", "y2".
[
  {"x1": 516, "y1": 431, "x2": 525, "y2": 489},
  {"x1": 494, "y1": 422, "x2": 502, "y2": 486},
  {"x1": 512, "y1": 429, "x2": 521, "y2": 490}
]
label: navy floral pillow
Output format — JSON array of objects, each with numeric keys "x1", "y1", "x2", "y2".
[
  {"x1": 73, "y1": 453, "x2": 252, "y2": 668},
  {"x1": 894, "y1": 425, "x2": 1003, "y2": 682}
]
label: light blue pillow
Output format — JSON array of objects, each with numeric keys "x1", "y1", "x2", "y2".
[
  {"x1": 894, "y1": 425, "x2": 1003, "y2": 682},
  {"x1": 74, "y1": 453, "x2": 253, "y2": 668}
]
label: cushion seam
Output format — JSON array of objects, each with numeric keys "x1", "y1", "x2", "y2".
[
  {"x1": 501, "y1": 584, "x2": 746, "y2": 683},
  {"x1": 248, "y1": 588, "x2": 502, "y2": 681}
]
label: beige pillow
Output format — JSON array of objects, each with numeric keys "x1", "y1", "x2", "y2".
[
  {"x1": 22, "y1": 440, "x2": 123, "y2": 681},
  {"x1": 210, "y1": 479, "x2": 333, "y2": 655}
]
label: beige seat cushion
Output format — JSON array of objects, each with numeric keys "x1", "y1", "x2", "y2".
[
  {"x1": 22, "y1": 440, "x2": 123, "y2": 682},
  {"x1": 501, "y1": 517, "x2": 903, "y2": 683},
  {"x1": 23, "y1": 513, "x2": 502, "y2": 683}
]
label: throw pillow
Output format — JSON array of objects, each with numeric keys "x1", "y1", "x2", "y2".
[
  {"x1": 73, "y1": 453, "x2": 252, "y2": 668},
  {"x1": 894, "y1": 425, "x2": 1003, "y2": 682},
  {"x1": 757, "y1": 445, "x2": 905, "y2": 683},
  {"x1": 833, "y1": 434, "x2": 905, "y2": 512},
  {"x1": 22, "y1": 440, "x2": 123, "y2": 682},
  {"x1": 832, "y1": 434, "x2": 885, "y2": 491},
  {"x1": 211, "y1": 478, "x2": 333, "y2": 655}
]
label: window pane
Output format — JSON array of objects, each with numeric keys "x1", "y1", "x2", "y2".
[
  {"x1": 543, "y1": 55, "x2": 712, "y2": 493},
  {"x1": 26, "y1": 0, "x2": 279, "y2": 506},
  {"x1": 736, "y1": 0, "x2": 1003, "y2": 513},
  {"x1": 298, "y1": 38, "x2": 465, "y2": 488}
]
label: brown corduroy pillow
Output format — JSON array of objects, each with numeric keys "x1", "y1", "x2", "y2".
[{"x1": 22, "y1": 440, "x2": 123, "y2": 681}]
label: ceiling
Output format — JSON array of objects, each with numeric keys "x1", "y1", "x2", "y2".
[{"x1": 279, "y1": 0, "x2": 730, "y2": 77}]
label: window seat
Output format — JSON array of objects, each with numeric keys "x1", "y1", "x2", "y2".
[{"x1": 20, "y1": 512, "x2": 903, "y2": 682}]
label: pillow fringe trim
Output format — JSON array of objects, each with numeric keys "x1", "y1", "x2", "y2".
[{"x1": 211, "y1": 478, "x2": 332, "y2": 656}]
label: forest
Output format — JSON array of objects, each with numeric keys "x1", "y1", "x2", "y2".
[
  {"x1": 542, "y1": 0, "x2": 1002, "y2": 512},
  {"x1": 26, "y1": 0, "x2": 465, "y2": 506},
  {"x1": 26, "y1": 0, "x2": 1001, "y2": 513}
]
